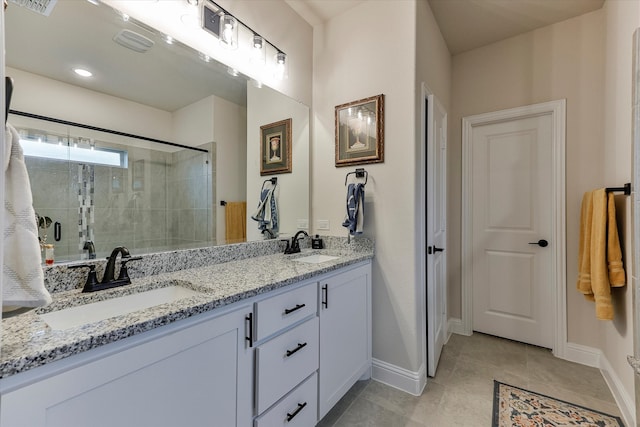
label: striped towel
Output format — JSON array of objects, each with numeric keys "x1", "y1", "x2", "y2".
[{"x1": 342, "y1": 183, "x2": 364, "y2": 235}]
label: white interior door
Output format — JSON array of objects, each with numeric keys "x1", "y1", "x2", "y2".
[
  {"x1": 427, "y1": 95, "x2": 447, "y2": 377},
  {"x1": 470, "y1": 113, "x2": 553, "y2": 349}
]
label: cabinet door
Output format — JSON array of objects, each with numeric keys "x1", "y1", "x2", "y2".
[
  {"x1": 1, "y1": 307, "x2": 253, "y2": 427},
  {"x1": 318, "y1": 263, "x2": 371, "y2": 419}
]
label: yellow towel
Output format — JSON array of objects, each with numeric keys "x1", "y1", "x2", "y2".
[
  {"x1": 225, "y1": 202, "x2": 246, "y2": 244},
  {"x1": 577, "y1": 189, "x2": 626, "y2": 320}
]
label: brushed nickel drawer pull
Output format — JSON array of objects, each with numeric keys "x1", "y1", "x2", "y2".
[{"x1": 285, "y1": 342, "x2": 307, "y2": 357}]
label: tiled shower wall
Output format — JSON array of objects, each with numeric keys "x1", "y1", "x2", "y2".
[{"x1": 26, "y1": 142, "x2": 214, "y2": 262}]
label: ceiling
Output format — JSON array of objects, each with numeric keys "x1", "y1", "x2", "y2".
[
  {"x1": 287, "y1": 0, "x2": 606, "y2": 55},
  {"x1": 5, "y1": 0, "x2": 247, "y2": 113}
]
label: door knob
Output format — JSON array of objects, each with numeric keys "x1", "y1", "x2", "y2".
[{"x1": 528, "y1": 239, "x2": 549, "y2": 247}]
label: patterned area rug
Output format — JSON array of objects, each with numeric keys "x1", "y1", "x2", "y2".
[{"x1": 493, "y1": 381, "x2": 624, "y2": 426}]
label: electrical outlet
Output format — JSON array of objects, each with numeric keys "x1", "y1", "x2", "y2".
[
  {"x1": 317, "y1": 220, "x2": 330, "y2": 230},
  {"x1": 297, "y1": 219, "x2": 309, "y2": 229}
]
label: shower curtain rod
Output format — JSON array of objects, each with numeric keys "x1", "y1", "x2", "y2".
[{"x1": 8, "y1": 110, "x2": 209, "y2": 154}]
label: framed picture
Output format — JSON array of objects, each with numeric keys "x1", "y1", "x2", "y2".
[
  {"x1": 335, "y1": 94, "x2": 384, "y2": 167},
  {"x1": 260, "y1": 118, "x2": 292, "y2": 175}
]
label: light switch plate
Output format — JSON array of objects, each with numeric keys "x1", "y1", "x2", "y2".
[
  {"x1": 297, "y1": 219, "x2": 309, "y2": 229},
  {"x1": 317, "y1": 220, "x2": 330, "y2": 230}
]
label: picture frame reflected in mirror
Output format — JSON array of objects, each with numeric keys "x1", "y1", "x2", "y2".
[{"x1": 260, "y1": 118, "x2": 292, "y2": 175}]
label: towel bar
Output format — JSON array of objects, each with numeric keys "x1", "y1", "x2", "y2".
[
  {"x1": 261, "y1": 177, "x2": 277, "y2": 191},
  {"x1": 605, "y1": 183, "x2": 631, "y2": 195}
]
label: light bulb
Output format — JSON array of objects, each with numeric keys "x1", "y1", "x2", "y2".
[
  {"x1": 251, "y1": 34, "x2": 266, "y2": 64},
  {"x1": 220, "y1": 15, "x2": 238, "y2": 49},
  {"x1": 274, "y1": 51, "x2": 287, "y2": 80}
]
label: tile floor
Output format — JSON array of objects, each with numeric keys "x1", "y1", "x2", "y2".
[{"x1": 318, "y1": 332, "x2": 623, "y2": 426}]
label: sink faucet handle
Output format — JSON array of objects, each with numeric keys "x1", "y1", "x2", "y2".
[
  {"x1": 117, "y1": 256, "x2": 142, "y2": 281},
  {"x1": 68, "y1": 264, "x2": 99, "y2": 292},
  {"x1": 280, "y1": 239, "x2": 291, "y2": 254}
]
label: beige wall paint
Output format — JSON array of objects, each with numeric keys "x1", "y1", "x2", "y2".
[
  {"x1": 312, "y1": 0, "x2": 450, "y2": 373},
  {"x1": 601, "y1": 0, "x2": 639, "y2": 405},
  {"x1": 449, "y1": 11, "x2": 606, "y2": 351},
  {"x1": 246, "y1": 85, "x2": 310, "y2": 241},
  {"x1": 216, "y1": 0, "x2": 313, "y2": 106},
  {"x1": 213, "y1": 97, "x2": 247, "y2": 245}
]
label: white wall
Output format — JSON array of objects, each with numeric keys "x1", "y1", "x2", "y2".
[
  {"x1": 214, "y1": 96, "x2": 247, "y2": 244},
  {"x1": 601, "y1": 0, "x2": 640, "y2": 408},
  {"x1": 7, "y1": 67, "x2": 173, "y2": 142},
  {"x1": 246, "y1": 84, "x2": 309, "y2": 241},
  {"x1": 172, "y1": 95, "x2": 215, "y2": 146},
  {"x1": 449, "y1": 12, "x2": 607, "y2": 342},
  {"x1": 312, "y1": 0, "x2": 449, "y2": 376}
]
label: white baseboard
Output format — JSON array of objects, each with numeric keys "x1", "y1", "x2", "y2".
[
  {"x1": 562, "y1": 343, "x2": 635, "y2": 427},
  {"x1": 563, "y1": 342, "x2": 600, "y2": 368},
  {"x1": 371, "y1": 358, "x2": 425, "y2": 396},
  {"x1": 447, "y1": 318, "x2": 467, "y2": 337},
  {"x1": 598, "y1": 352, "x2": 636, "y2": 427}
]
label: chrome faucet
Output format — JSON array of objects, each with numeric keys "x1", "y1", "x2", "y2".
[
  {"x1": 69, "y1": 246, "x2": 141, "y2": 292},
  {"x1": 283, "y1": 231, "x2": 309, "y2": 254}
]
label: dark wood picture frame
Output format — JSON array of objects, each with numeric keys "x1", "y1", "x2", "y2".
[
  {"x1": 260, "y1": 118, "x2": 292, "y2": 175},
  {"x1": 335, "y1": 94, "x2": 384, "y2": 167}
]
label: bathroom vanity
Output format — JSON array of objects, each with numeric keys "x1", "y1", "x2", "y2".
[{"x1": 0, "y1": 242, "x2": 372, "y2": 426}]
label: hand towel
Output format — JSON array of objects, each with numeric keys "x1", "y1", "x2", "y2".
[
  {"x1": 225, "y1": 201, "x2": 246, "y2": 244},
  {"x1": 251, "y1": 185, "x2": 278, "y2": 235},
  {"x1": 576, "y1": 190, "x2": 593, "y2": 295},
  {"x1": 342, "y1": 183, "x2": 365, "y2": 235},
  {"x1": 577, "y1": 189, "x2": 626, "y2": 320},
  {"x1": 2, "y1": 124, "x2": 52, "y2": 313}
]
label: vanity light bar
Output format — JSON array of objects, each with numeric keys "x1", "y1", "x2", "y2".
[{"x1": 201, "y1": 0, "x2": 286, "y2": 62}]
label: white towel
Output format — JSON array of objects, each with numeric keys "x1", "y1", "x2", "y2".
[{"x1": 2, "y1": 124, "x2": 52, "y2": 312}]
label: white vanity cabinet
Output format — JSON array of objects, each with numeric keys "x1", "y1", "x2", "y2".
[
  {"x1": 318, "y1": 262, "x2": 372, "y2": 420},
  {"x1": 252, "y1": 280, "x2": 319, "y2": 424},
  {"x1": 0, "y1": 304, "x2": 254, "y2": 427},
  {"x1": 0, "y1": 259, "x2": 372, "y2": 427}
]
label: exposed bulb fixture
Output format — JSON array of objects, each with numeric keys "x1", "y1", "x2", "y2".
[
  {"x1": 165, "y1": 35, "x2": 174, "y2": 45},
  {"x1": 74, "y1": 68, "x2": 93, "y2": 77},
  {"x1": 220, "y1": 14, "x2": 238, "y2": 49},
  {"x1": 274, "y1": 51, "x2": 287, "y2": 80},
  {"x1": 121, "y1": 12, "x2": 129, "y2": 22},
  {"x1": 251, "y1": 34, "x2": 266, "y2": 64},
  {"x1": 227, "y1": 67, "x2": 239, "y2": 77},
  {"x1": 199, "y1": 53, "x2": 211, "y2": 63}
]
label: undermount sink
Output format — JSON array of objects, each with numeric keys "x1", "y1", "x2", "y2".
[
  {"x1": 39, "y1": 285, "x2": 201, "y2": 331},
  {"x1": 293, "y1": 254, "x2": 340, "y2": 264}
]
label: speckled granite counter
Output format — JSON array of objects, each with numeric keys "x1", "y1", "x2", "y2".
[{"x1": 0, "y1": 239, "x2": 373, "y2": 380}]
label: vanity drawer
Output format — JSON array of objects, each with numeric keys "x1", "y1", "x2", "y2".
[
  {"x1": 254, "y1": 372, "x2": 318, "y2": 427},
  {"x1": 255, "y1": 281, "x2": 317, "y2": 341},
  {"x1": 255, "y1": 317, "x2": 319, "y2": 414}
]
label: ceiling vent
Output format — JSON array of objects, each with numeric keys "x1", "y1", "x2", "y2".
[
  {"x1": 113, "y1": 29, "x2": 155, "y2": 54},
  {"x1": 8, "y1": 0, "x2": 57, "y2": 16}
]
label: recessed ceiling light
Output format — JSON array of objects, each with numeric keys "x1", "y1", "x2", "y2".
[{"x1": 74, "y1": 68, "x2": 93, "y2": 77}]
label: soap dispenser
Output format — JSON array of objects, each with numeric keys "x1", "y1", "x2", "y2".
[{"x1": 311, "y1": 235, "x2": 324, "y2": 249}]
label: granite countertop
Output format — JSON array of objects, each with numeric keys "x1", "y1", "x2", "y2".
[{"x1": 0, "y1": 247, "x2": 373, "y2": 380}]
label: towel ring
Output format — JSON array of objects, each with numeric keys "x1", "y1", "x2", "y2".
[
  {"x1": 261, "y1": 177, "x2": 277, "y2": 192},
  {"x1": 345, "y1": 168, "x2": 368, "y2": 186}
]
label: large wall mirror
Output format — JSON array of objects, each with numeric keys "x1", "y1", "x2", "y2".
[{"x1": 5, "y1": 0, "x2": 310, "y2": 262}]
